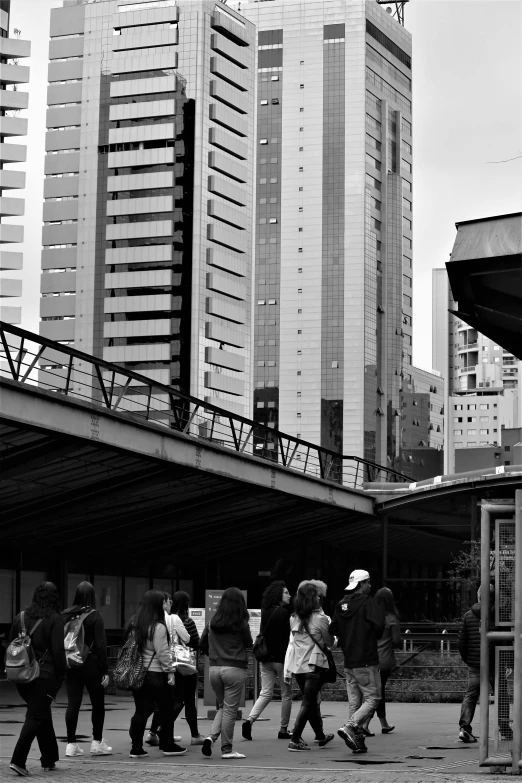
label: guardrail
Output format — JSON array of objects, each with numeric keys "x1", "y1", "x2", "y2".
[{"x1": 0, "y1": 322, "x2": 412, "y2": 490}]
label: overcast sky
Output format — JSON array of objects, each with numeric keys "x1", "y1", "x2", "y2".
[{"x1": 6, "y1": 0, "x2": 522, "y2": 369}]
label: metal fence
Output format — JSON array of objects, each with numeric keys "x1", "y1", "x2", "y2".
[{"x1": 0, "y1": 321, "x2": 411, "y2": 490}]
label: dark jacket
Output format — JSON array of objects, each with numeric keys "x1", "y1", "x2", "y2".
[
  {"x1": 261, "y1": 605, "x2": 291, "y2": 664},
  {"x1": 181, "y1": 615, "x2": 200, "y2": 651},
  {"x1": 62, "y1": 605, "x2": 108, "y2": 675},
  {"x1": 9, "y1": 611, "x2": 67, "y2": 692},
  {"x1": 200, "y1": 621, "x2": 253, "y2": 669},
  {"x1": 329, "y1": 593, "x2": 385, "y2": 669}
]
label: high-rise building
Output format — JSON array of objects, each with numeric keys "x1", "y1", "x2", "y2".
[
  {"x1": 433, "y1": 265, "x2": 520, "y2": 471},
  {"x1": 39, "y1": 0, "x2": 256, "y2": 418},
  {"x1": 238, "y1": 0, "x2": 413, "y2": 469},
  {"x1": 0, "y1": 1, "x2": 30, "y2": 325}
]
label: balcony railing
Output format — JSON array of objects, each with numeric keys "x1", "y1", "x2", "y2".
[{"x1": 0, "y1": 321, "x2": 412, "y2": 490}]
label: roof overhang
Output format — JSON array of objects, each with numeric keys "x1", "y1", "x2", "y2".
[{"x1": 446, "y1": 212, "x2": 522, "y2": 359}]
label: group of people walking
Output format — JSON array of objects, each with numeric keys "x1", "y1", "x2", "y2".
[{"x1": 7, "y1": 581, "x2": 203, "y2": 776}]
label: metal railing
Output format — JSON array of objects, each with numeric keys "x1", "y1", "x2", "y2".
[{"x1": 0, "y1": 322, "x2": 411, "y2": 490}]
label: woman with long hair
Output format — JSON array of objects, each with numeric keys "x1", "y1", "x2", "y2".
[
  {"x1": 361, "y1": 587, "x2": 401, "y2": 735},
  {"x1": 9, "y1": 582, "x2": 67, "y2": 776},
  {"x1": 126, "y1": 590, "x2": 184, "y2": 759},
  {"x1": 63, "y1": 581, "x2": 112, "y2": 757},
  {"x1": 242, "y1": 580, "x2": 292, "y2": 740},
  {"x1": 199, "y1": 587, "x2": 252, "y2": 759},
  {"x1": 145, "y1": 592, "x2": 189, "y2": 747},
  {"x1": 169, "y1": 591, "x2": 204, "y2": 744},
  {"x1": 283, "y1": 581, "x2": 334, "y2": 752}
]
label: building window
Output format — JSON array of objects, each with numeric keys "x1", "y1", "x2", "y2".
[
  {"x1": 454, "y1": 430, "x2": 462, "y2": 436},
  {"x1": 455, "y1": 404, "x2": 463, "y2": 410},
  {"x1": 298, "y1": 227, "x2": 303, "y2": 232},
  {"x1": 479, "y1": 429, "x2": 489, "y2": 435},
  {"x1": 299, "y1": 187, "x2": 303, "y2": 191},
  {"x1": 332, "y1": 360, "x2": 339, "y2": 368},
  {"x1": 298, "y1": 248, "x2": 303, "y2": 252},
  {"x1": 260, "y1": 99, "x2": 268, "y2": 105},
  {"x1": 260, "y1": 139, "x2": 268, "y2": 145},
  {"x1": 269, "y1": 218, "x2": 277, "y2": 224},
  {"x1": 299, "y1": 127, "x2": 304, "y2": 131},
  {"x1": 467, "y1": 404, "x2": 476, "y2": 410},
  {"x1": 299, "y1": 207, "x2": 303, "y2": 212},
  {"x1": 468, "y1": 417, "x2": 476, "y2": 422},
  {"x1": 467, "y1": 429, "x2": 476, "y2": 436}
]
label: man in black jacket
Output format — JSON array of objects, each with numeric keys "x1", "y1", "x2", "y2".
[
  {"x1": 329, "y1": 570, "x2": 385, "y2": 753},
  {"x1": 457, "y1": 584, "x2": 512, "y2": 743}
]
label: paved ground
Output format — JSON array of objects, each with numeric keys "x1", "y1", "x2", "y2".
[{"x1": 0, "y1": 682, "x2": 514, "y2": 781}]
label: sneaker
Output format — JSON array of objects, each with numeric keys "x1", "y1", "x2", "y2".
[
  {"x1": 9, "y1": 764, "x2": 30, "y2": 777},
  {"x1": 459, "y1": 728, "x2": 477, "y2": 743},
  {"x1": 242, "y1": 721, "x2": 252, "y2": 740},
  {"x1": 90, "y1": 739, "x2": 112, "y2": 755},
  {"x1": 174, "y1": 736, "x2": 182, "y2": 742},
  {"x1": 278, "y1": 730, "x2": 292, "y2": 740},
  {"x1": 163, "y1": 744, "x2": 187, "y2": 756},
  {"x1": 43, "y1": 765, "x2": 56, "y2": 772},
  {"x1": 221, "y1": 751, "x2": 246, "y2": 759},
  {"x1": 129, "y1": 748, "x2": 149, "y2": 758},
  {"x1": 353, "y1": 733, "x2": 368, "y2": 754},
  {"x1": 145, "y1": 732, "x2": 159, "y2": 747},
  {"x1": 191, "y1": 736, "x2": 205, "y2": 745},
  {"x1": 318, "y1": 733, "x2": 334, "y2": 747},
  {"x1": 288, "y1": 739, "x2": 310, "y2": 752},
  {"x1": 202, "y1": 737, "x2": 213, "y2": 757},
  {"x1": 337, "y1": 725, "x2": 358, "y2": 751},
  {"x1": 65, "y1": 743, "x2": 84, "y2": 757}
]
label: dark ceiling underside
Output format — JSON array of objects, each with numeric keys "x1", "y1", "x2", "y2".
[{"x1": 0, "y1": 417, "x2": 492, "y2": 566}]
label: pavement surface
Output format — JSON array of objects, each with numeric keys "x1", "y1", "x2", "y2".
[{"x1": 0, "y1": 682, "x2": 515, "y2": 782}]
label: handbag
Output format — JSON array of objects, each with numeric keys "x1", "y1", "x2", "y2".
[
  {"x1": 252, "y1": 608, "x2": 277, "y2": 663},
  {"x1": 113, "y1": 630, "x2": 155, "y2": 691},
  {"x1": 171, "y1": 631, "x2": 197, "y2": 676},
  {"x1": 304, "y1": 625, "x2": 338, "y2": 684}
]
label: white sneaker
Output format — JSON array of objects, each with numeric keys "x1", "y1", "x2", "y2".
[
  {"x1": 174, "y1": 735, "x2": 182, "y2": 742},
  {"x1": 65, "y1": 742, "x2": 84, "y2": 757},
  {"x1": 90, "y1": 738, "x2": 112, "y2": 755},
  {"x1": 222, "y1": 751, "x2": 246, "y2": 759}
]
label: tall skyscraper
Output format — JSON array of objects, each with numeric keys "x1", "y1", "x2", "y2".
[
  {"x1": 0, "y1": 1, "x2": 30, "y2": 325},
  {"x1": 239, "y1": 0, "x2": 413, "y2": 469},
  {"x1": 39, "y1": 0, "x2": 256, "y2": 418}
]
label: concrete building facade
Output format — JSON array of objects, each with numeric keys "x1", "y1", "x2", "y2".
[
  {"x1": 237, "y1": 0, "x2": 413, "y2": 470},
  {"x1": 39, "y1": 0, "x2": 256, "y2": 418},
  {"x1": 0, "y1": 1, "x2": 30, "y2": 325}
]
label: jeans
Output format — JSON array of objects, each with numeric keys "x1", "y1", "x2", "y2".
[
  {"x1": 292, "y1": 672, "x2": 325, "y2": 743},
  {"x1": 344, "y1": 665, "x2": 381, "y2": 727},
  {"x1": 65, "y1": 656, "x2": 105, "y2": 742},
  {"x1": 376, "y1": 669, "x2": 391, "y2": 720},
  {"x1": 209, "y1": 666, "x2": 247, "y2": 754},
  {"x1": 11, "y1": 677, "x2": 59, "y2": 769},
  {"x1": 130, "y1": 672, "x2": 175, "y2": 751},
  {"x1": 249, "y1": 661, "x2": 292, "y2": 730}
]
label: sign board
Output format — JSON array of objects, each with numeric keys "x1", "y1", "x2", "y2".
[
  {"x1": 188, "y1": 608, "x2": 205, "y2": 638},
  {"x1": 203, "y1": 589, "x2": 247, "y2": 707}
]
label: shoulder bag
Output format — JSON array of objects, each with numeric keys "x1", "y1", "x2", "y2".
[{"x1": 252, "y1": 607, "x2": 277, "y2": 662}]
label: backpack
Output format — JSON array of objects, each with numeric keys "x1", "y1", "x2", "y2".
[
  {"x1": 5, "y1": 612, "x2": 47, "y2": 683},
  {"x1": 63, "y1": 608, "x2": 94, "y2": 668},
  {"x1": 113, "y1": 632, "x2": 154, "y2": 691}
]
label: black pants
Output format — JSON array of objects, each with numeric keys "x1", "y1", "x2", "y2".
[
  {"x1": 376, "y1": 669, "x2": 391, "y2": 719},
  {"x1": 292, "y1": 673, "x2": 325, "y2": 743},
  {"x1": 151, "y1": 673, "x2": 199, "y2": 737},
  {"x1": 130, "y1": 672, "x2": 174, "y2": 751},
  {"x1": 65, "y1": 657, "x2": 105, "y2": 742},
  {"x1": 11, "y1": 677, "x2": 59, "y2": 769}
]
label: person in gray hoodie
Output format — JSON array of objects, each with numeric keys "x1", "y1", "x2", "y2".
[{"x1": 329, "y1": 570, "x2": 385, "y2": 754}]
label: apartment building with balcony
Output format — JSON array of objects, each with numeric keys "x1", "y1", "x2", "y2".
[
  {"x1": 39, "y1": 0, "x2": 256, "y2": 417},
  {"x1": 236, "y1": 0, "x2": 416, "y2": 471},
  {"x1": 0, "y1": 1, "x2": 30, "y2": 324}
]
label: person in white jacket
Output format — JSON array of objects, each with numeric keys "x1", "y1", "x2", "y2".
[
  {"x1": 283, "y1": 582, "x2": 335, "y2": 752},
  {"x1": 145, "y1": 592, "x2": 189, "y2": 748}
]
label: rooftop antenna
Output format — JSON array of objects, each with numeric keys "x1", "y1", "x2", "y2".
[{"x1": 376, "y1": 0, "x2": 409, "y2": 26}]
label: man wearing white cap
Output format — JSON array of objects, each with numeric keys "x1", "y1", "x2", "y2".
[{"x1": 329, "y1": 570, "x2": 385, "y2": 753}]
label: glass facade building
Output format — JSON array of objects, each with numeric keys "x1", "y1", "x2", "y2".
[
  {"x1": 241, "y1": 0, "x2": 415, "y2": 470},
  {"x1": 39, "y1": 0, "x2": 256, "y2": 418}
]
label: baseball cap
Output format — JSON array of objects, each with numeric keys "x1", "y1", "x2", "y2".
[{"x1": 345, "y1": 569, "x2": 370, "y2": 591}]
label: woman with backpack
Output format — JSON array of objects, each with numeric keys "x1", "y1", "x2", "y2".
[
  {"x1": 62, "y1": 581, "x2": 112, "y2": 757},
  {"x1": 242, "y1": 581, "x2": 292, "y2": 740},
  {"x1": 8, "y1": 581, "x2": 67, "y2": 777},
  {"x1": 283, "y1": 581, "x2": 335, "y2": 752},
  {"x1": 126, "y1": 590, "x2": 185, "y2": 759},
  {"x1": 199, "y1": 587, "x2": 253, "y2": 759}
]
